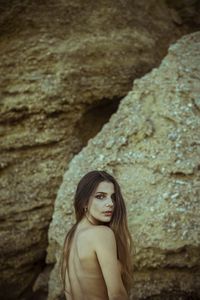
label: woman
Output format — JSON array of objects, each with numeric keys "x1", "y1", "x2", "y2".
[{"x1": 61, "y1": 170, "x2": 133, "y2": 300}]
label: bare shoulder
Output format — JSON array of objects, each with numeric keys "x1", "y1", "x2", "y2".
[
  {"x1": 90, "y1": 226, "x2": 116, "y2": 245},
  {"x1": 76, "y1": 226, "x2": 115, "y2": 248},
  {"x1": 76, "y1": 225, "x2": 112, "y2": 239},
  {"x1": 90, "y1": 225, "x2": 114, "y2": 235}
]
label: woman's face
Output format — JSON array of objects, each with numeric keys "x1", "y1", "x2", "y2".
[{"x1": 86, "y1": 181, "x2": 115, "y2": 225}]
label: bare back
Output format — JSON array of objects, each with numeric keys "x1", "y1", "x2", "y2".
[{"x1": 65, "y1": 226, "x2": 109, "y2": 300}]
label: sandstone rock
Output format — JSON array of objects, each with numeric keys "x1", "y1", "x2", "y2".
[
  {"x1": 0, "y1": 0, "x2": 197, "y2": 299},
  {"x1": 47, "y1": 32, "x2": 200, "y2": 300}
]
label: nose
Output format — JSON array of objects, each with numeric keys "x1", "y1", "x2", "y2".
[{"x1": 106, "y1": 198, "x2": 114, "y2": 208}]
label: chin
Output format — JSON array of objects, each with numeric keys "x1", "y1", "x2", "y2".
[
  {"x1": 96, "y1": 218, "x2": 110, "y2": 224},
  {"x1": 102, "y1": 217, "x2": 112, "y2": 222}
]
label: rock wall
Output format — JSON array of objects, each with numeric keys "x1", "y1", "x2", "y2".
[
  {"x1": 47, "y1": 32, "x2": 200, "y2": 300},
  {"x1": 0, "y1": 0, "x2": 199, "y2": 299}
]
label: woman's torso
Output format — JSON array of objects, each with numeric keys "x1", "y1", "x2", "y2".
[{"x1": 65, "y1": 226, "x2": 110, "y2": 300}]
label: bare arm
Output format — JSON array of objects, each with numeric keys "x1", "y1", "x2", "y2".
[{"x1": 93, "y1": 226, "x2": 128, "y2": 300}]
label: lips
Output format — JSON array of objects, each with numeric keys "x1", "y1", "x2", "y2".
[{"x1": 103, "y1": 211, "x2": 113, "y2": 216}]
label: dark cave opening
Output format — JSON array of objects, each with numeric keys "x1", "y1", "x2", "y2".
[{"x1": 74, "y1": 96, "x2": 122, "y2": 148}]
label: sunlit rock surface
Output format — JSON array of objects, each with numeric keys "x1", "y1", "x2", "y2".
[{"x1": 47, "y1": 32, "x2": 200, "y2": 300}]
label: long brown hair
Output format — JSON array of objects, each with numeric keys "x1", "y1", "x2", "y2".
[{"x1": 61, "y1": 170, "x2": 133, "y2": 293}]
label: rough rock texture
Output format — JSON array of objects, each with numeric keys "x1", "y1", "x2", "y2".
[
  {"x1": 47, "y1": 32, "x2": 200, "y2": 300},
  {"x1": 0, "y1": 1, "x2": 198, "y2": 299}
]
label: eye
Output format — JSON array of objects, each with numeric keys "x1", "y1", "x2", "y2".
[{"x1": 95, "y1": 194, "x2": 105, "y2": 199}]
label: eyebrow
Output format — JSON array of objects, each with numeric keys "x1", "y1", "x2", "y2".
[{"x1": 96, "y1": 192, "x2": 115, "y2": 195}]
